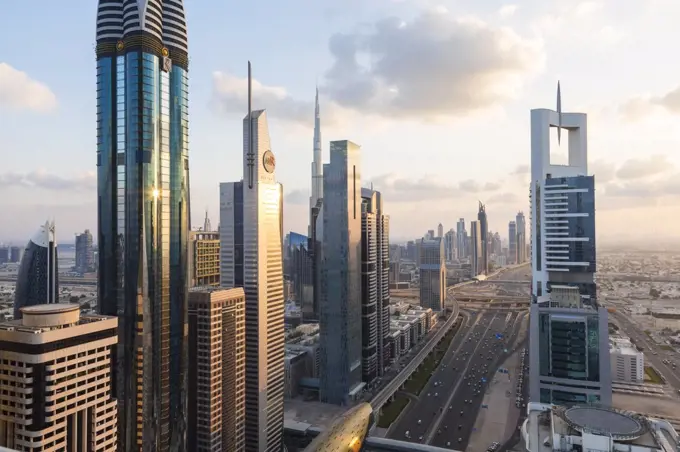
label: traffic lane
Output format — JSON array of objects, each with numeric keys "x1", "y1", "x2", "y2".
[
  {"x1": 390, "y1": 313, "x2": 495, "y2": 443},
  {"x1": 431, "y1": 313, "x2": 524, "y2": 449}
]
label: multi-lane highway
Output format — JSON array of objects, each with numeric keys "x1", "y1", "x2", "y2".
[{"x1": 387, "y1": 310, "x2": 526, "y2": 450}]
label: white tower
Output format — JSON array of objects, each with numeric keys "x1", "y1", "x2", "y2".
[{"x1": 310, "y1": 87, "x2": 323, "y2": 234}]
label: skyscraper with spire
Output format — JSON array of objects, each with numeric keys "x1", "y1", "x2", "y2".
[
  {"x1": 309, "y1": 87, "x2": 324, "y2": 318},
  {"x1": 95, "y1": 1, "x2": 190, "y2": 449}
]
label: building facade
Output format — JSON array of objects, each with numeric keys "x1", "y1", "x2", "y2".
[
  {"x1": 477, "y1": 202, "x2": 488, "y2": 275},
  {"x1": 319, "y1": 140, "x2": 364, "y2": 405},
  {"x1": 287, "y1": 232, "x2": 314, "y2": 315},
  {"x1": 444, "y1": 229, "x2": 455, "y2": 262},
  {"x1": 95, "y1": 1, "x2": 190, "y2": 449},
  {"x1": 419, "y1": 237, "x2": 446, "y2": 311},
  {"x1": 189, "y1": 230, "x2": 220, "y2": 287},
  {"x1": 610, "y1": 338, "x2": 644, "y2": 383},
  {"x1": 14, "y1": 221, "x2": 58, "y2": 319},
  {"x1": 508, "y1": 221, "x2": 517, "y2": 265},
  {"x1": 75, "y1": 229, "x2": 95, "y2": 274},
  {"x1": 188, "y1": 288, "x2": 245, "y2": 451},
  {"x1": 529, "y1": 97, "x2": 611, "y2": 406},
  {"x1": 456, "y1": 218, "x2": 467, "y2": 259},
  {"x1": 0, "y1": 304, "x2": 118, "y2": 451},
  {"x1": 219, "y1": 79, "x2": 285, "y2": 450},
  {"x1": 470, "y1": 220, "x2": 482, "y2": 278},
  {"x1": 516, "y1": 211, "x2": 527, "y2": 263}
]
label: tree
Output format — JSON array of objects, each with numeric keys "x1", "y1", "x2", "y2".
[{"x1": 69, "y1": 296, "x2": 79, "y2": 303}]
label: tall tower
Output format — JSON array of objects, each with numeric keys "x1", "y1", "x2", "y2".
[
  {"x1": 310, "y1": 86, "x2": 323, "y2": 227},
  {"x1": 508, "y1": 221, "x2": 517, "y2": 264},
  {"x1": 516, "y1": 211, "x2": 526, "y2": 263},
  {"x1": 528, "y1": 84, "x2": 611, "y2": 406},
  {"x1": 477, "y1": 202, "x2": 488, "y2": 274},
  {"x1": 95, "y1": 1, "x2": 190, "y2": 450},
  {"x1": 470, "y1": 221, "x2": 482, "y2": 278},
  {"x1": 219, "y1": 63, "x2": 285, "y2": 450},
  {"x1": 419, "y1": 237, "x2": 446, "y2": 311},
  {"x1": 456, "y1": 218, "x2": 466, "y2": 259},
  {"x1": 308, "y1": 87, "x2": 324, "y2": 320}
]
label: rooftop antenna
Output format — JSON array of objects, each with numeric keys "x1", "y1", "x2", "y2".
[
  {"x1": 247, "y1": 61, "x2": 255, "y2": 189},
  {"x1": 556, "y1": 80, "x2": 562, "y2": 146}
]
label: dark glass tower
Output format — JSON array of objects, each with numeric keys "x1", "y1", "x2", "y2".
[
  {"x1": 95, "y1": 1, "x2": 190, "y2": 450},
  {"x1": 14, "y1": 221, "x2": 58, "y2": 319}
]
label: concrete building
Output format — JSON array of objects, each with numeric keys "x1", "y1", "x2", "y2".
[
  {"x1": 508, "y1": 221, "x2": 517, "y2": 265},
  {"x1": 437, "y1": 223, "x2": 443, "y2": 238},
  {"x1": 444, "y1": 229, "x2": 455, "y2": 262},
  {"x1": 477, "y1": 202, "x2": 488, "y2": 275},
  {"x1": 516, "y1": 211, "x2": 527, "y2": 263},
  {"x1": 456, "y1": 218, "x2": 467, "y2": 259},
  {"x1": 74, "y1": 229, "x2": 94, "y2": 274},
  {"x1": 0, "y1": 304, "x2": 118, "y2": 451},
  {"x1": 470, "y1": 220, "x2": 482, "y2": 278},
  {"x1": 219, "y1": 63, "x2": 285, "y2": 451},
  {"x1": 419, "y1": 238, "x2": 446, "y2": 311},
  {"x1": 188, "y1": 288, "x2": 246, "y2": 452},
  {"x1": 319, "y1": 140, "x2": 364, "y2": 405},
  {"x1": 189, "y1": 230, "x2": 220, "y2": 287},
  {"x1": 610, "y1": 337, "x2": 644, "y2": 383}
]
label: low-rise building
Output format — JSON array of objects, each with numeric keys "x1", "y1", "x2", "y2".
[{"x1": 610, "y1": 336, "x2": 644, "y2": 383}]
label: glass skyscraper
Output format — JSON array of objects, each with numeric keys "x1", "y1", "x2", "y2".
[{"x1": 95, "y1": 1, "x2": 190, "y2": 450}]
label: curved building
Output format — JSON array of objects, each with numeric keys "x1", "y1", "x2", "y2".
[
  {"x1": 95, "y1": 1, "x2": 190, "y2": 450},
  {"x1": 303, "y1": 403, "x2": 373, "y2": 452},
  {"x1": 14, "y1": 221, "x2": 58, "y2": 319}
]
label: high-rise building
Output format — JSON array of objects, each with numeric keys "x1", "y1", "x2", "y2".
[
  {"x1": 470, "y1": 220, "x2": 482, "y2": 278},
  {"x1": 287, "y1": 232, "x2": 314, "y2": 314},
  {"x1": 319, "y1": 140, "x2": 363, "y2": 405},
  {"x1": 456, "y1": 218, "x2": 467, "y2": 259},
  {"x1": 189, "y1": 230, "x2": 220, "y2": 287},
  {"x1": 508, "y1": 221, "x2": 517, "y2": 264},
  {"x1": 529, "y1": 88, "x2": 611, "y2": 405},
  {"x1": 203, "y1": 209, "x2": 212, "y2": 232},
  {"x1": 361, "y1": 188, "x2": 390, "y2": 382},
  {"x1": 309, "y1": 88, "x2": 324, "y2": 321},
  {"x1": 427, "y1": 229, "x2": 435, "y2": 240},
  {"x1": 95, "y1": 2, "x2": 190, "y2": 449},
  {"x1": 75, "y1": 229, "x2": 95, "y2": 273},
  {"x1": 444, "y1": 229, "x2": 455, "y2": 262},
  {"x1": 14, "y1": 221, "x2": 58, "y2": 319},
  {"x1": 188, "y1": 288, "x2": 245, "y2": 451},
  {"x1": 437, "y1": 223, "x2": 443, "y2": 238},
  {"x1": 9, "y1": 246, "x2": 21, "y2": 263},
  {"x1": 477, "y1": 202, "x2": 488, "y2": 275},
  {"x1": 516, "y1": 211, "x2": 526, "y2": 263},
  {"x1": 0, "y1": 303, "x2": 118, "y2": 451},
  {"x1": 419, "y1": 237, "x2": 446, "y2": 311},
  {"x1": 219, "y1": 63, "x2": 285, "y2": 451}
]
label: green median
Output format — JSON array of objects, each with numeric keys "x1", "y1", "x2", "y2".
[
  {"x1": 376, "y1": 395, "x2": 410, "y2": 428},
  {"x1": 644, "y1": 366, "x2": 663, "y2": 384}
]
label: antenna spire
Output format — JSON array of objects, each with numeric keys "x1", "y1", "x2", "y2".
[
  {"x1": 247, "y1": 61, "x2": 255, "y2": 188},
  {"x1": 556, "y1": 80, "x2": 562, "y2": 145}
]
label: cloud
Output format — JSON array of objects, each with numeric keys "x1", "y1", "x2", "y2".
[
  {"x1": 498, "y1": 5, "x2": 518, "y2": 17},
  {"x1": 620, "y1": 85, "x2": 680, "y2": 120},
  {"x1": 0, "y1": 63, "x2": 57, "y2": 112},
  {"x1": 285, "y1": 188, "x2": 309, "y2": 205},
  {"x1": 511, "y1": 164, "x2": 529, "y2": 175},
  {"x1": 0, "y1": 170, "x2": 95, "y2": 191},
  {"x1": 615, "y1": 155, "x2": 673, "y2": 180},
  {"x1": 589, "y1": 159, "x2": 616, "y2": 183},
  {"x1": 604, "y1": 175, "x2": 680, "y2": 198},
  {"x1": 487, "y1": 192, "x2": 519, "y2": 204},
  {"x1": 323, "y1": 10, "x2": 543, "y2": 120}
]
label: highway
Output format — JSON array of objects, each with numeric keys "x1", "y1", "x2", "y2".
[
  {"x1": 387, "y1": 310, "x2": 526, "y2": 449},
  {"x1": 611, "y1": 311, "x2": 680, "y2": 390}
]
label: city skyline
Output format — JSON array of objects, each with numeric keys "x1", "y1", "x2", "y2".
[{"x1": 3, "y1": 1, "x2": 680, "y2": 244}]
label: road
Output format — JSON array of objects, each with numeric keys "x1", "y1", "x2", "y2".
[
  {"x1": 611, "y1": 311, "x2": 680, "y2": 390},
  {"x1": 387, "y1": 310, "x2": 525, "y2": 449}
]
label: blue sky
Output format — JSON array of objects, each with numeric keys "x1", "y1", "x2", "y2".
[{"x1": 2, "y1": 0, "x2": 680, "y2": 245}]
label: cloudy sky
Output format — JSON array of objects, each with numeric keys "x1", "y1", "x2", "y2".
[{"x1": 1, "y1": 0, "x2": 680, "y2": 245}]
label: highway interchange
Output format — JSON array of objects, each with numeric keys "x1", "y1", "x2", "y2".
[{"x1": 388, "y1": 309, "x2": 526, "y2": 450}]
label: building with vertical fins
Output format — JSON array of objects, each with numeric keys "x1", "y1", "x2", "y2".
[
  {"x1": 95, "y1": 1, "x2": 190, "y2": 450},
  {"x1": 419, "y1": 237, "x2": 446, "y2": 311},
  {"x1": 477, "y1": 202, "x2": 488, "y2": 275},
  {"x1": 219, "y1": 62, "x2": 285, "y2": 451},
  {"x1": 528, "y1": 87, "x2": 611, "y2": 406},
  {"x1": 14, "y1": 221, "x2": 59, "y2": 320},
  {"x1": 309, "y1": 87, "x2": 324, "y2": 320},
  {"x1": 319, "y1": 140, "x2": 364, "y2": 405}
]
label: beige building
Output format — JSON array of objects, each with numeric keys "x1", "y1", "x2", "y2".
[
  {"x1": 189, "y1": 230, "x2": 220, "y2": 287},
  {"x1": 188, "y1": 288, "x2": 245, "y2": 451},
  {"x1": 0, "y1": 304, "x2": 117, "y2": 451},
  {"x1": 610, "y1": 337, "x2": 644, "y2": 383}
]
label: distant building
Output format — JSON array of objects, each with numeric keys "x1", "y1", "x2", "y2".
[
  {"x1": 287, "y1": 232, "x2": 314, "y2": 315},
  {"x1": 470, "y1": 220, "x2": 482, "y2": 278},
  {"x1": 189, "y1": 230, "x2": 220, "y2": 287},
  {"x1": 516, "y1": 211, "x2": 526, "y2": 263},
  {"x1": 419, "y1": 237, "x2": 446, "y2": 311},
  {"x1": 508, "y1": 221, "x2": 517, "y2": 264},
  {"x1": 444, "y1": 229, "x2": 455, "y2": 262},
  {"x1": 75, "y1": 229, "x2": 95, "y2": 273},
  {"x1": 477, "y1": 202, "x2": 488, "y2": 275},
  {"x1": 14, "y1": 221, "x2": 58, "y2": 319},
  {"x1": 437, "y1": 223, "x2": 443, "y2": 238},
  {"x1": 610, "y1": 337, "x2": 644, "y2": 383},
  {"x1": 188, "y1": 288, "x2": 245, "y2": 451},
  {"x1": 0, "y1": 303, "x2": 118, "y2": 451},
  {"x1": 9, "y1": 246, "x2": 21, "y2": 263},
  {"x1": 456, "y1": 218, "x2": 467, "y2": 259}
]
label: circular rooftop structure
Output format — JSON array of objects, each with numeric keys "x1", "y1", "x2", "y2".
[
  {"x1": 558, "y1": 406, "x2": 647, "y2": 440},
  {"x1": 20, "y1": 303, "x2": 81, "y2": 328}
]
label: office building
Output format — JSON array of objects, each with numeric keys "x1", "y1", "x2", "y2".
[
  {"x1": 610, "y1": 337, "x2": 644, "y2": 383},
  {"x1": 437, "y1": 223, "x2": 443, "y2": 238},
  {"x1": 309, "y1": 88, "x2": 324, "y2": 321},
  {"x1": 287, "y1": 232, "x2": 314, "y2": 314},
  {"x1": 456, "y1": 218, "x2": 467, "y2": 259},
  {"x1": 14, "y1": 221, "x2": 58, "y2": 319},
  {"x1": 95, "y1": 1, "x2": 190, "y2": 448},
  {"x1": 516, "y1": 211, "x2": 527, "y2": 263},
  {"x1": 508, "y1": 221, "x2": 517, "y2": 264},
  {"x1": 188, "y1": 288, "x2": 246, "y2": 452},
  {"x1": 529, "y1": 88, "x2": 611, "y2": 405},
  {"x1": 319, "y1": 140, "x2": 363, "y2": 405},
  {"x1": 419, "y1": 237, "x2": 445, "y2": 311},
  {"x1": 9, "y1": 246, "x2": 21, "y2": 263},
  {"x1": 426, "y1": 229, "x2": 435, "y2": 240},
  {"x1": 75, "y1": 229, "x2": 94, "y2": 274},
  {"x1": 189, "y1": 230, "x2": 220, "y2": 287},
  {"x1": 477, "y1": 202, "x2": 488, "y2": 275},
  {"x1": 361, "y1": 188, "x2": 390, "y2": 383},
  {"x1": 444, "y1": 229, "x2": 455, "y2": 262},
  {"x1": 470, "y1": 220, "x2": 482, "y2": 278},
  {"x1": 219, "y1": 63, "x2": 285, "y2": 451},
  {"x1": 0, "y1": 303, "x2": 118, "y2": 451}
]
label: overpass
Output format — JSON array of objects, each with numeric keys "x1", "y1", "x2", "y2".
[
  {"x1": 480, "y1": 279, "x2": 530, "y2": 284},
  {"x1": 453, "y1": 294, "x2": 529, "y2": 302},
  {"x1": 370, "y1": 302, "x2": 460, "y2": 412}
]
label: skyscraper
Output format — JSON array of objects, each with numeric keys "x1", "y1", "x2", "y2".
[
  {"x1": 437, "y1": 223, "x2": 443, "y2": 238},
  {"x1": 477, "y1": 202, "x2": 488, "y2": 275},
  {"x1": 470, "y1": 221, "x2": 482, "y2": 278},
  {"x1": 14, "y1": 221, "x2": 58, "y2": 320},
  {"x1": 361, "y1": 188, "x2": 390, "y2": 381},
  {"x1": 419, "y1": 237, "x2": 446, "y2": 311},
  {"x1": 95, "y1": 2, "x2": 190, "y2": 449},
  {"x1": 516, "y1": 211, "x2": 526, "y2": 263},
  {"x1": 319, "y1": 140, "x2": 363, "y2": 405},
  {"x1": 508, "y1": 221, "x2": 517, "y2": 264},
  {"x1": 219, "y1": 63, "x2": 285, "y2": 450},
  {"x1": 309, "y1": 88, "x2": 324, "y2": 320},
  {"x1": 456, "y1": 218, "x2": 467, "y2": 259},
  {"x1": 75, "y1": 229, "x2": 94, "y2": 273},
  {"x1": 528, "y1": 88, "x2": 611, "y2": 405},
  {"x1": 444, "y1": 229, "x2": 455, "y2": 262}
]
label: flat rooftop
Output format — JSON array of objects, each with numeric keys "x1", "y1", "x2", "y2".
[{"x1": 284, "y1": 399, "x2": 348, "y2": 430}]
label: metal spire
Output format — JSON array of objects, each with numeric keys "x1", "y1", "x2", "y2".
[
  {"x1": 556, "y1": 80, "x2": 562, "y2": 145},
  {"x1": 247, "y1": 61, "x2": 254, "y2": 189}
]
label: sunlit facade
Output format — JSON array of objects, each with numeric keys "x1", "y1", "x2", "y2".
[{"x1": 95, "y1": 1, "x2": 190, "y2": 449}]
